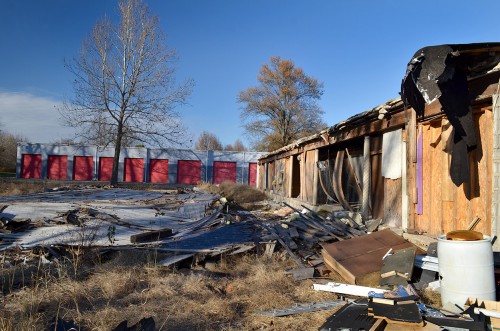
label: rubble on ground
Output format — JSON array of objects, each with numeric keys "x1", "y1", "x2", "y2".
[{"x1": 1, "y1": 186, "x2": 499, "y2": 330}]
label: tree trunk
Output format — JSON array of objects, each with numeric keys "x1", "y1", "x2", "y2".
[{"x1": 110, "y1": 121, "x2": 124, "y2": 186}]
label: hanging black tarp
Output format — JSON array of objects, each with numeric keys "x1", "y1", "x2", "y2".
[{"x1": 401, "y1": 43, "x2": 500, "y2": 186}]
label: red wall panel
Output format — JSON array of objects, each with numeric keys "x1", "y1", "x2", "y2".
[
  {"x1": 149, "y1": 159, "x2": 169, "y2": 183},
  {"x1": 248, "y1": 162, "x2": 257, "y2": 186},
  {"x1": 47, "y1": 155, "x2": 68, "y2": 180},
  {"x1": 213, "y1": 161, "x2": 236, "y2": 184},
  {"x1": 21, "y1": 154, "x2": 42, "y2": 179},
  {"x1": 73, "y1": 156, "x2": 93, "y2": 181},
  {"x1": 177, "y1": 160, "x2": 201, "y2": 184},
  {"x1": 98, "y1": 157, "x2": 114, "y2": 181},
  {"x1": 124, "y1": 158, "x2": 144, "y2": 182}
]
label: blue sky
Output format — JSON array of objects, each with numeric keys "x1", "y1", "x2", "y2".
[{"x1": 1, "y1": 0, "x2": 500, "y2": 147}]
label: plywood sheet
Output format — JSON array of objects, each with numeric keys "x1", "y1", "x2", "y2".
[
  {"x1": 321, "y1": 229, "x2": 425, "y2": 285},
  {"x1": 384, "y1": 178, "x2": 402, "y2": 228}
]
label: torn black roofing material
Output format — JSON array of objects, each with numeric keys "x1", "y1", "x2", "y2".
[{"x1": 401, "y1": 42, "x2": 500, "y2": 186}]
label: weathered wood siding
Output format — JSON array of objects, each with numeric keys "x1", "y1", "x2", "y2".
[{"x1": 415, "y1": 108, "x2": 492, "y2": 236}]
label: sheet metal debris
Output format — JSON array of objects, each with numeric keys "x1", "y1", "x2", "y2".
[{"x1": 255, "y1": 300, "x2": 348, "y2": 317}]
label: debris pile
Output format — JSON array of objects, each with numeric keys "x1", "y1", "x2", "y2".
[{"x1": 1, "y1": 186, "x2": 499, "y2": 330}]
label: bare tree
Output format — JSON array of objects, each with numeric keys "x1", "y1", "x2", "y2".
[
  {"x1": 195, "y1": 131, "x2": 223, "y2": 150},
  {"x1": 61, "y1": 0, "x2": 193, "y2": 185},
  {"x1": 224, "y1": 138, "x2": 247, "y2": 152},
  {"x1": 0, "y1": 131, "x2": 25, "y2": 172},
  {"x1": 238, "y1": 56, "x2": 326, "y2": 151}
]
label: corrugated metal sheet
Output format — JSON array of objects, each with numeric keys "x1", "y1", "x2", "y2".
[
  {"x1": 98, "y1": 157, "x2": 113, "y2": 181},
  {"x1": 124, "y1": 158, "x2": 144, "y2": 182},
  {"x1": 73, "y1": 156, "x2": 93, "y2": 181},
  {"x1": 248, "y1": 162, "x2": 257, "y2": 186},
  {"x1": 47, "y1": 155, "x2": 68, "y2": 180},
  {"x1": 213, "y1": 161, "x2": 236, "y2": 184},
  {"x1": 21, "y1": 154, "x2": 42, "y2": 179},
  {"x1": 177, "y1": 160, "x2": 201, "y2": 184},
  {"x1": 149, "y1": 159, "x2": 169, "y2": 183}
]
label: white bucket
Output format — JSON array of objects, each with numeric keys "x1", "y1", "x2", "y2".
[{"x1": 438, "y1": 234, "x2": 496, "y2": 307}]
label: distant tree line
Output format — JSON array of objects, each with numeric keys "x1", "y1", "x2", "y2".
[
  {"x1": 194, "y1": 131, "x2": 247, "y2": 151},
  {"x1": 0, "y1": 123, "x2": 25, "y2": 172}
]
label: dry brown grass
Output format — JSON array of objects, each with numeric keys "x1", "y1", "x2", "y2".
[
  {"x1": 420, "y1": 288, "x2": 442, "y2": 307},
  {"x1": 0, "y1": 180, "x2": 63, "y2": 197},
  {"x1": 198, "y1": 181, "x2": 268, "y2": 205},
  {"x1": 0, "y1": 251, "x2": 339, "y2": 331}
]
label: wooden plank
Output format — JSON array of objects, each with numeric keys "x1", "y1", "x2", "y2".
[
  {"x1": 380, "y1": 247, "x2": 416, "y2": 286},
  {"x1": 420, "y1": 124, "x2": 432, "y2": 233},
  {"x1": 430, "y1": 121, "x2": 443, "y2": 235},
  {"x1": 321, "y1": 229, "x2": 425, "y2": 285},
  {"x1": 371, "y1": 153, "x2": 384, "y2": 220},
  {"x1": 263, "y1": 224, "x2": 305, "y2": 268},
  {"x1": 313, "y1": 282, "x2": 386, "y2": 296},
  {"x1": 383, "y1": 178, "x2": 402, "y2": 228},
  {"x1": 441, "y1": 119, "x2": 455, "y2": 202},
  {"x1": 471, "y1": 110, "x2": 491, "y2": 234}
]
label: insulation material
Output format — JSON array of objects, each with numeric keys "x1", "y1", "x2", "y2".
[{"x1": 382, "y1": 129, "x2": 402, "y2": 179}]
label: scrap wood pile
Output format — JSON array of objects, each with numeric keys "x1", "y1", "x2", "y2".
[
  {"x1": 256, "y1": 206, "x2": 500, "y2": 331},
  {"x1": 255, "y1": 202, "x2": 369, "y2": 276}
]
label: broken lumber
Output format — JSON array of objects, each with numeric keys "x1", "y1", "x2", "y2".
[
  {"x1": 262, "y1": 224, "x2": 305, "y2": 268},
  {"x1": 313, "y1": 282, "x2": 386, "y2": 297}
]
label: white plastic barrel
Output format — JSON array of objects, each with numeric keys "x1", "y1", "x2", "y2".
[{"x1": 437, "y1": 234, "x2": 496, "y2": 307}]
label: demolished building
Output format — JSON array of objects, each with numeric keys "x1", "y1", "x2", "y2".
[{"x1": 257, "y1": 42, "x2": 500, "y2": 243}]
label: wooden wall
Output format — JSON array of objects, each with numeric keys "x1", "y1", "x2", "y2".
[{"x1": 414, "y1": 108, "x2": 493, "y2": 236}]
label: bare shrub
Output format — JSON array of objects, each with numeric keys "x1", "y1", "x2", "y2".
[{"x1": 198, "y1": 181, "x2": 268, "y2": 204}]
